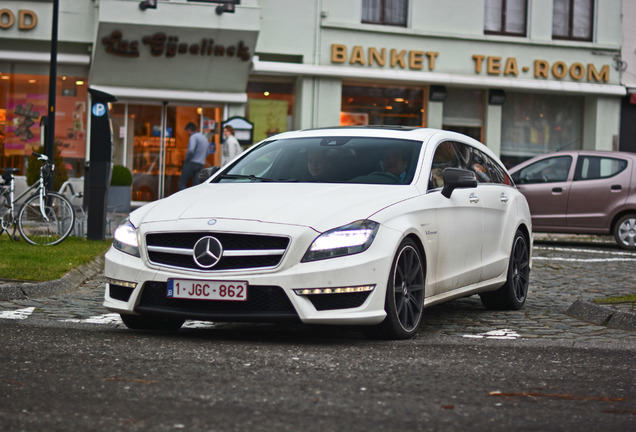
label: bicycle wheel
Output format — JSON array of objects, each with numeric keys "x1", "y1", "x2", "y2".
[{"x1": 17, "y1": 192, "x2": 75, "y2": 246}]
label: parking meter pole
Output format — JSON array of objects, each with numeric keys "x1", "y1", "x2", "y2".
[{"x1": 86, "y1": 88, "x2": 116, "y2": 240}]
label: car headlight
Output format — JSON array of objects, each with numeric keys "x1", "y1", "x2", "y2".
[
  {"x1": 113, "y1": 219, "x2": 140, "y2": 257},
  {"x1": 302, "y1": 220, "x2": 379, "y2": 262}
]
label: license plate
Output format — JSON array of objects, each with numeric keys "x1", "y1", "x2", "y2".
[{"x1": 167, "y1": 279, "x2": 248, "y2": 301}]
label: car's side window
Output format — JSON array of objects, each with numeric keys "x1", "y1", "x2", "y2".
[
  {"x1": 513, "y1": 156, "x2": 572, "y2": 184},
  {"x1": 574, "y1": 156, "x2": 628, "y2": 181},
  {"x1": 429, "y1": 141, "x2": 461, "y2": 189},
  {"x1": 467, "y1": 148, "x2": 493, "y2": 184}
]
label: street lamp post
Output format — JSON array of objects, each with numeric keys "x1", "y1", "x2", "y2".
[{"x1": 45, "y1": 0, "x2": 59, "y2": 188}]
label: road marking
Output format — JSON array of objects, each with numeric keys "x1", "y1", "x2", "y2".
[
  {"x1": 534, "y1": 245, "x2": 636, "y2": 262},
  {"x1": 535, "y1": 245, "x2": 636, "y2": 256},
  {"x1": 62, "y1": 313, "x2": 122, "y2": 324},
  {"x1": 0, "y1": 307, "x2": 35, "y2": 320},
  {"x1": 534, "y1": 256, "x2": 636, "y2": 262},
  {"x1": 463, "y1": 329, "x2": 521, "y2": 340}
]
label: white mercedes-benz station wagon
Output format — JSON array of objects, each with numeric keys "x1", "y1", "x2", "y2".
[{"x1": 104, "y1": 127, "x2": 532, "y2": 339}]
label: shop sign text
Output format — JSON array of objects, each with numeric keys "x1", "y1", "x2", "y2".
[
  {"x1": 0, "y1": 9, "x2": 37, "y2": 30},
  {"x1": 331, "y1": 44, "x2": 610, "y2": 83},
  {"x1": 102, "y1": 30, "x2": 251, "y2": 61}
]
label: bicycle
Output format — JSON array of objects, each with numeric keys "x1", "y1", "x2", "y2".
[{"x1": 0, "y1": 152, "x2": 75, "y2": 246}]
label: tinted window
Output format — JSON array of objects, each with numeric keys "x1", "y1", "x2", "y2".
[
  {"x1": 429, "y1": 141, "x2": 461, "y2": 189},
  {"x1": 429, "y1": 141, "x2": 511, "y2": 189},
  {"x1": 219, "y1": 136, "x2": 421, "y2": 185},
  {"x1": 574, "y1": 156, "x2": 628, "y2": 181},
  {"x1": 513, "y1": 156, "x2": 572, "y2": 184}
]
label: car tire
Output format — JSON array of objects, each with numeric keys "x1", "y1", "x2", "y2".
[
  {"x1": 613, "y1": 214, "x2": 636, "y2": 250},
  {"x1": 366, "y1": 238, "x2": 426, "y2": 340},
  {"x1": 479, "y1": 230, "x2": 530, "y2": 310},
  {"x1": 120, "y1": 314, "x2": 185, "y2": 331}
]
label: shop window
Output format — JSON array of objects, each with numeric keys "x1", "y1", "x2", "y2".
[
  {"x1": 341, "y1": 84, "x2": 424, "y2": 127},
  {"x1": 552, "y1": 0, "x2": 594, "y2": 41},
  {"x1": 500, "y1": 93, "x2": 583, "y2": 168},
  {"x1": 362, "y1": 0, "x2": 408, "y2": 27},
  {"x1": 246, "y1": 80, "x2": 295, "y2": 143},
  {"x1": 0, "y1": 70, "x2": 87, "y2": 177},
  {"x1": 484, "y1": 0, "x2": 527, "y2": 36},
  {"x1": 442, "y1": 88, "x2": 485, "y2": 142}
]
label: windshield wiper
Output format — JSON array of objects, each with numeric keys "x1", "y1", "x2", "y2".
[{"x1": 220, "y1": 174, "x2": 274, "y2": 182}]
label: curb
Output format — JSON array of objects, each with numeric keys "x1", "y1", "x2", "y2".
[
  {"x1": 566, "y1": 299, "x2": 636, "y2": 332},
  {"x1": 0, "y1": 255, "x2": 105, "y2": 301}
]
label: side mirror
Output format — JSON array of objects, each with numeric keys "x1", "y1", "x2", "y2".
[
  {"x1": 441, "y1": 168, "x2": 477, "y2": 198},
  {"x1": 198, "y1": 166, "x2": 220, "y2": 183}
]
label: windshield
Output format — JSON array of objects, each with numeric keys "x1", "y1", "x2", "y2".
[{"x1": 215, "y1": 136, "x2": 422, "y2": 185}]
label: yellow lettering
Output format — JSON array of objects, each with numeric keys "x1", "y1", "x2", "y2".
[
  {"x1": 409, "y1": 51, "x2": 424, "y2": 70},
  {"x1": 18, "y1": 10, "x2": 37, "y2": 30},
  {"x1": 350, "y1": 45, "x2": 365, "y2": 65},
  {"x1": 552, "y1": 61, "x2": 567, "y2": 79},
  {"x1": 426, "y1": 52, "x2": 439, "y2": 70},
  {"x1": 588, "y1": 64, "x2": 609, "y2": 83},
  {"x1": 390, "y1": 49, "x2": 406, "y2": 68},
  {"x1": 369, "y1": 47, "x2": 386, "y2": 66},
  {"x1": 504, "y1": 58, "x2": 519, "y2": 76},
  {"x1": 472, "y1": 55, "x2": 486, "y2": 74},
  {"x1": 569, "y1": 63, "x2": 585, "y2": 80},
  {"x1": 534, "y1": 60, "x2": 549, "y2": 78},
  {"x1": 331, "y1": 44, "x2": 347, "y2": 63},
  {"x1": 487, "y1": 56, "x2": 502, "y2": 75},
  {"x1": 0, "y1": 9, "x2": 15, "y2": 29}
]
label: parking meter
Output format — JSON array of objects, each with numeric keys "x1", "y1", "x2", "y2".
[{"x1": 85, "y1": 88, "x2": 116, "y2": 240}]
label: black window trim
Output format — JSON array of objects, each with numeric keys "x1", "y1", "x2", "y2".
[
  {"x1": 361, "y1": 0, "x2": 408, "y2": 27},
  {"x1": 552, "y1": 0, "x2": 595, "y2": 42},
  {"x1": 484, "y1": 0, "x2": 528, "y2": 37}
]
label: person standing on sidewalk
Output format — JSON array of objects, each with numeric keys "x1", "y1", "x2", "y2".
[
  {"x1": 178, "y1": 122, "x2": 209, "y2": 190},
  {"x1": 221, "y1": 125, "x2": 242, "y2": 166}
]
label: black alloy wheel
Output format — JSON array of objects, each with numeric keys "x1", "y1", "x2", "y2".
[
  {"x1": 480, "y1": 230, "x2": 530, "y2": 310},
  {"x1": 374, "y1": 238, "x2": 426, "y2": 340}
]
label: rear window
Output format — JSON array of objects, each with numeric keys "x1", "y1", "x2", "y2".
[{"x1": 216, "y1": 137, "x2": 422, "y2": 185}]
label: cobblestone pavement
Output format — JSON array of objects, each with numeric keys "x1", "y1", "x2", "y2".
[{"x1": 1, "y1": 236, "x2": 634, "y2": 344}]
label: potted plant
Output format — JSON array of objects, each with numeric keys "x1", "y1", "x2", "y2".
[{"x1": 107, "y1": 164, "x2": 133, "y2": 213}]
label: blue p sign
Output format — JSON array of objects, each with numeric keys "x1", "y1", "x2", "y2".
[{"x1": 92, "y1": 103, "x2": 106, "y2": 117}]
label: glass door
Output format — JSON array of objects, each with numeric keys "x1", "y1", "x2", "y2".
[{"x1": 111, "y1": 102, "x2": 222, "y2": 204}]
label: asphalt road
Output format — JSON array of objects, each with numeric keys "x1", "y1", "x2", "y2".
[{"x1": 1, "y1": 237, "x2": 635, "y2": 431}]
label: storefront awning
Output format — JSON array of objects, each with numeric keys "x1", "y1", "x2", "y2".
[
  {"x1": 89, "y1": 85, "x2": 247, "y2": 104},
  {"x1": 90, "y1": 1, "x2": 260, "y2": 94},
  {"x1": 252, "y1": 57, "x2": 627, "y2": 97}
]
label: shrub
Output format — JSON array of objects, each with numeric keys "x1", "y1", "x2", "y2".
[{"x1": 111, "y1": 164, "x2": 133, "y2": 186}]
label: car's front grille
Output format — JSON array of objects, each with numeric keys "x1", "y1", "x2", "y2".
[
  {"x1": 135, "y1": 281, "x2": 299, "y2": 322},
  {"x1": 306, "y1": 292, "x2": 371, "y2": 311},
  {"x1": 145, "y1": 232, "x2": 290, "y2": 271}
]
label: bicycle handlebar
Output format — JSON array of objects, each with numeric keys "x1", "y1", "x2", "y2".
[{"x1": 32, "y1": 152, "x2": 50, "y2": 162}]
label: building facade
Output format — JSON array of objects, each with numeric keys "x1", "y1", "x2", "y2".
[{"x1": 0, "y1": 0, "x2": 626, "y2": 205}]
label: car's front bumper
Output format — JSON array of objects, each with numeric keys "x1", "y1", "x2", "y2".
[{"x1": 104, "y1": 220, "x2": 401, "y2": 326}]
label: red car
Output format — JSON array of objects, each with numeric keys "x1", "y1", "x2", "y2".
[{"x1": 509, "y1": 150, "x2": 636, "y2": 250}]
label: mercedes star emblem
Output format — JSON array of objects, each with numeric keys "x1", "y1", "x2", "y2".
[{"x1": 193, "y1": 236, "x2": 223, "y2": 268}]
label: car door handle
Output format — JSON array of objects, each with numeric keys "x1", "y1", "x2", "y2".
[
  {"x1": 469, "y1": 194, "x2": 479, "y2": 203},
  {"x1": 500, "y1": 193, "x2": 509, "y2": 203},
  {"x1": 611, "y1": 184, "x2": 622, "y2": 191},
  {"x1": 552, "y1": 187, "x2": 563, "y2": 193}
]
